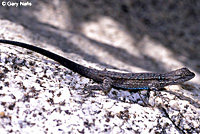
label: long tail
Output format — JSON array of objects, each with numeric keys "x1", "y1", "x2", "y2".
[{"x1": 0, "y1": 39, "x2": 92, "y2": 77}]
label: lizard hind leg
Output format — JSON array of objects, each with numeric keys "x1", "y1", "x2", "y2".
[
  {"x1": 101, "y1": 77, "x2": 113, "y2": 95},
  {"x1": 81, "y1": 84, "x2": 103, "y2": 97},
  {"x1": 81, "y1": 77, "x2": 113, "y2": 97}
]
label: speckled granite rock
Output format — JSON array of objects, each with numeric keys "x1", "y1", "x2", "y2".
[{"x1": 0, "y1": 0, "x2": 200, "y2": 133}]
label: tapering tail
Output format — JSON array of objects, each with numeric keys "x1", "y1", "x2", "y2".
[{"x1": 0, "y1": 39, "x2": 92, "y2": 77}]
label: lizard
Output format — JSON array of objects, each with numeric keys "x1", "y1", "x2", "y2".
[{"x1": 0, "y1": 39, "x2": 195, "y2": 94}]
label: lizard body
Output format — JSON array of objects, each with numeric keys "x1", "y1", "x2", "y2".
[{"x1": 0, "y1": 40, "x2": 195, "y2": 93}]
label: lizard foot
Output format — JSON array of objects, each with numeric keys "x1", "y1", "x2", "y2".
[{"x1": 78, "y1": 85, "x2": 103, "y2": 97}]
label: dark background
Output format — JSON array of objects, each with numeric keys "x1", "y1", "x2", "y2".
[{"x1": 0, "y1": 0, "x2": 199, "y2": 83}]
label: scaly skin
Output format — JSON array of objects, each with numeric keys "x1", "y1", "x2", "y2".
[{"x1": 0, "y1": 40, "x2": 195, "y2": 93}]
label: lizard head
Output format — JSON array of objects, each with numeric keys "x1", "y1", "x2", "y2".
[{"x1": 168, "y1": 67, "x2": 195, "y2": 84}]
